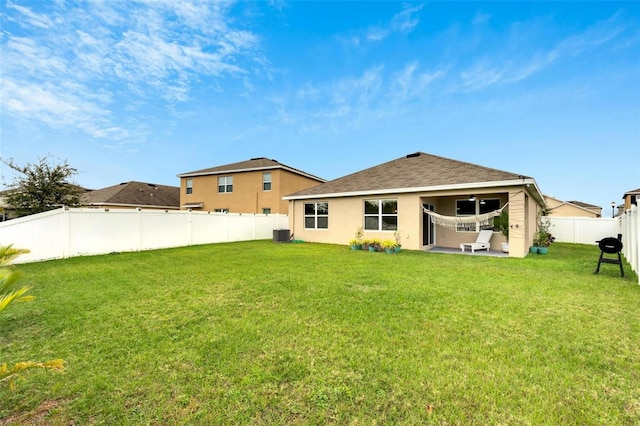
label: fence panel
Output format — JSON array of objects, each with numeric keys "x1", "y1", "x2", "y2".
[
  {"x1": 620, "y1": 205, "x2": 639, "y2": 280},
  {"x1": 0, "y1": 207, "x2": 289, "y2": 264},
  {"x1": 547, "y1": 217, "x2": 617, "y2": 245}
]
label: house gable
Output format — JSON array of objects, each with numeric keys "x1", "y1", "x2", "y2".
[{"x1": 544, "y1": 195, "x2": 602, "y2": 218}]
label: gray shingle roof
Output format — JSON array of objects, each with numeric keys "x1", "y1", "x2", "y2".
[
  {"x1": 81, "y1": 181, "x2": 180, "y2": 208},
  {"x1": 567, "y1": 200, "x2": 601, "y2": 209},
  {"x1": 177, "y1": 157, "x2": 325, "y2": 182},
  {"x1": 286, "y1": 152, "x2": 531, "y2": 198}
]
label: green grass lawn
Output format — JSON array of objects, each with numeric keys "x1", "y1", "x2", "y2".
[{"x1": 2, "y1": 241, "x2": 639, "y2": 425}]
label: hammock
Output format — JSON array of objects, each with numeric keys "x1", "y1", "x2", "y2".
[{"x1": 423, "y1": 203, "x2": 508, "y2": 229}]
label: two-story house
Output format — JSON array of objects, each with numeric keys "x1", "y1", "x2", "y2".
[
  {"x1": 177, "y1": 157, "x2": 325, "y2": 214},
  {"x1": 622, "y1": 188, "x2": 639, "y2": 212}
]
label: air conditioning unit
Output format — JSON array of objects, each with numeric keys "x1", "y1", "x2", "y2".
[{"x1": 273, "y1": 229, "x2": 291, "y2": 243}]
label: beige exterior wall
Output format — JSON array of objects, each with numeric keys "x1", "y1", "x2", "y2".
[
  {"x1": 623, "y1": 193, "x2": 638, "y2": 211},
  {"x1": 288, "y1": 185, "x2": 541, "y2": 258},
  {"x1": 545, "y1": 195, "x2": 601, "y2": 218},
  {"x1": 180, "y1": 169, "x2": 321, "y2": 214},
  {"x1": 547, "y1": 204, "x2": 599, "y2": 218}
]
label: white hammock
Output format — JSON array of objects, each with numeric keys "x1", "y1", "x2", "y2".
[{"x1": 423, "y1": 203, "x2": 508, "y2": 229}]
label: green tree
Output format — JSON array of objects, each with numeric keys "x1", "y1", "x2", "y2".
[
  {"x1": 3, "y1": 156, "x2": 83, "y2": 217},
  {"x1": 0, "y1": 245, "x2": 64, "y2": 389}
]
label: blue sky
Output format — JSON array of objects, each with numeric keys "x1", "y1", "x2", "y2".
[{"x1": 1, "y1": 1, "x2": 638, "y2": 216}]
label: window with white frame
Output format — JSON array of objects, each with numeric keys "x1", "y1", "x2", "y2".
[
  {"x1": 214, "y1": 208, "x2": 229, "y2": 213},
  {"x1": 364, "y1": 199, "x2": 398, "y2": 231},
  {"x1": 262, "y1": 208, "x2": 271, "y2": 214},
  {"x1": 456, "y1": 198, "x2": 501, "y2": 232},
  {"x1": 304, "y1": 202, "x2": 328, "y2": 229},
  {"x1": 263, "y1": 173, "x2": 272, "y2": 191},
  {"x1": 218, "y1": 176, "x2": 233, "y2": 193},
  {"x1": 185, "y1": 178, "x2": 193, "y2": 195}
]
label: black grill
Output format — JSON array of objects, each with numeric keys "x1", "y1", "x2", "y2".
[{"x1": 594, "y1": 235, "x2": 624, "y2": 277}]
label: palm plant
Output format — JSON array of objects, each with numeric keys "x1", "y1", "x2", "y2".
[{"x1": 1, "y1": 245, "x2": 63, "y2": 389}]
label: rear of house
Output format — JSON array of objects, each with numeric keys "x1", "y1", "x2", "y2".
[
  {"x1": 177, "y1": 157, "x2": 325, "y2": 214},
  {"x1": 284, "y1": 152, "x2": 546, "y2": 258}
]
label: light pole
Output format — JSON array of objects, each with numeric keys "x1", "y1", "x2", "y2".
[{"x1": 611, "y1": 201, "x2": 616, "y2": 218}]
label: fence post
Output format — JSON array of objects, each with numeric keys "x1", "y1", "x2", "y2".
[
  {"x1": 187, "y1": 209, "x2": 193, "y2": 246},
  {"x1": 63, "y1": 206, "x2": 71, "y2": 259}
]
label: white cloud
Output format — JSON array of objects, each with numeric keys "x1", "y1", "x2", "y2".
[
  {"x1": 6, "y1": 1, "x2": 52, "y2": 29},
  {"x1": 0, "y1": 0, "x2": 264, "y2": 144},
  {"x1": 365, "y1": 3, "x2": 423, "y2": 42},
  {"x1": 456, "y1": 10, "x2": 635, "y2": 92},
  {"x1": 0, "y1": 80, "x2": 128, "y2": 140},
  {"x1": 275, "y1": 61, "x2": 447, "y2": 132},
  {"x1": 472, "y1": 11, "x2": 491, "y2": 25}
]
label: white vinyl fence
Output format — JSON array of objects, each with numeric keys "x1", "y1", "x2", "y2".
[
  {"x1": 0, "y1": 207, "x2": 289, "y2": 264},
  {"x1": 549, "y1": 207, "x2": 640, "y2": 282},
  {"x1": 619, "y1": 204, "x2": 639, "y2": 280},
  {"x1": 547, "y1": 217, "x2": 618, "y2": 245}
]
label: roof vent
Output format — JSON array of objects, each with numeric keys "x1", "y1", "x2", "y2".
[
  {"x1": 250, "y1": 157, "x2": 266, "y2": 161},
  {"x1": 406, "y1": 152, "x2": 421, "y2": 158}
]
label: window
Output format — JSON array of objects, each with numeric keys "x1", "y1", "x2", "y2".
[
  {"x1": 185, "y1": 179, "x2": 193, "y2": 195},
  {"x1": 480, "y1": 199, "x2": 501, "y2": 214},
  {"x1": 456, "y1": 198, "x2": 501, "y2": 232},
  {"x1": 214, "y1": 208, "x2": 229, "y2": 213},
  {"x1": 364, "y1": 199, "x2": 398, "y2": 231},
  {"x1": 218, "y1": 176, "x2": 233, "y2": 193},
  {"x1": 263, "y1": 173, "x2": 272, "y2": 191},
  {"x1": 304, "y1": 202, "x2": 328, "y2": 229},
  {"x1": 262, "y1": 208, "x2": 271, "y2": 214}
]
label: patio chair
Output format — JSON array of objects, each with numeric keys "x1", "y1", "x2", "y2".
[{"x1": 460, "y1": 230, "x2": 494, "y2": 253}]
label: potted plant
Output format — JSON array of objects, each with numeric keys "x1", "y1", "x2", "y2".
[
  {"x1": 495, "y1": 210, "x2": 509, "y2": 253},
  {"x1": 533, "y1": 217, "x2": 554, "y2": 254},
  {"x1": 393, "y1": 230, "x2": 402, "y2": 252},
  {"x1": 369, "y1": 238, "x2": 382, "y2": 252},
  {"x1": 349, "y1": 227, "x2": 364, "y2": 250},
  {"x1": 381, "y1": 239, "x2": 397, "y2": 254},
  {"x1": 361, "y1": 238, "x2": 372, "y2": 251}
]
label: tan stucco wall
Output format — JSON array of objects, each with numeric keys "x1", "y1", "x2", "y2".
[
  {"x1": 181, "y1": 170, "x2": 321, "y2": 214},
  {"x1": 547, "y1": 204, "x2": 599, "y2": 218},
  {"x1": 288, "y1": 186, "x2": 540, "y2": 257},
  {"x1": 624, "y1": 194, "x2": 638, "y2": 211}
]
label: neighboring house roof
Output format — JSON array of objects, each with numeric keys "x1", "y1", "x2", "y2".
[
  {"x1": 285, "y1": 152, "x2": 543, "y2": 202},
  {"x1": 623, "y1": 188, "x2": 640, "y2": 198},
  {"x1": 567, "y1": 200, "x2": 601, "y2": 209},
  {"x1": 81, "y1": 181, "x2": 180, "y2": 209},
  {"x1": 177, "y1": 157, "x2": 326, "y2": 182}
]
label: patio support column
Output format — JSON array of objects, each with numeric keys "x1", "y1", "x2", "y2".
[{"x1": 508, "y1": 190, "x2": 527, "y2": 258}]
